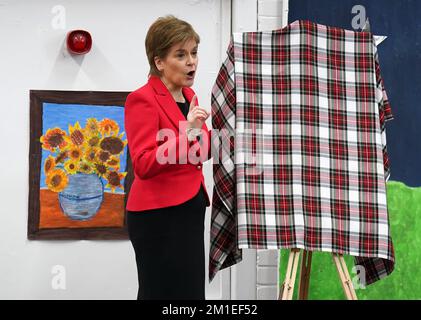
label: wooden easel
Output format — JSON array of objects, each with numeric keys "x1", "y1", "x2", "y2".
[{"x1": 278, "y1": 249, "x2": 358, "y2": 300}]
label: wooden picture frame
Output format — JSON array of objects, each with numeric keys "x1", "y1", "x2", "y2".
[{"x1": 28, "y1": 90, "x2": 133, "y2": 240}]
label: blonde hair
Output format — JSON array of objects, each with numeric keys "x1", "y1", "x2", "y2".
[{"x1": 145, "y1": 15, "x2": 200, "y2": 76}]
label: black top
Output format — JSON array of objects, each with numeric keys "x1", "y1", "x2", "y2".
[{"x1": 176, "y1": 98, "x2": 189, "y2": 119}]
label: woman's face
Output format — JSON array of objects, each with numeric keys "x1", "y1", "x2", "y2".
[{"x1": 155, "y1": 38, "x2": 198, "y2": 92}]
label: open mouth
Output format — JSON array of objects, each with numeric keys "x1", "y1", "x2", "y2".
[{"x1": 187, "y1": 70, "x2": 195, "y2": 77}]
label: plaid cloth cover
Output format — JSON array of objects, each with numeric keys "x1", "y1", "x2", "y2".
[{"x1": 209, "y1": 20, "x2": 394, "y2": 285}]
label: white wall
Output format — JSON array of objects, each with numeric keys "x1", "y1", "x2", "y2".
[
  {"x1": 258, "y1": 0, "x2": 289, "y2": 31},
  {"x1": 0, "y1": 0, "x2": 230, "y2": 299}
]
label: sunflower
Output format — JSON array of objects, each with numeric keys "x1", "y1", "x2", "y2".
[
  {"x1": 78, "y1": 161, "x2": 93, "y2": 174},
  {"x1": 106, "y1": 156, "x2": 120, "y2": 169},
  {"x1": 40, "y1": 128, "x2": 67, "y2": 152},
  {"x1": 85, "y1": 118, "x2": 99, "y2": 135},
  {"x1": 84, "y1": 147, "x2": 99, "y2": 163},
  {"x1": 105, "y1": 170, "x2": 127, "y2": 193},
  {"x1": 46, "y1": 168, "x2": 68, "y2": 192},
  {"x1": 97, "y1": 150, "x2": 111, "y2": 162},
  {"x1": 64, "y1": 159, "x2": 78, "y2": 175},
  {"x1": 68, "y1": 121, "x2": 85, "y2": 146},
  {"x1": 98, "y1": 118, "x2": 119, "y2": 136},
  {"x1": 68, "y1": 146, "x2": 82, "y2": 161},
  {"x1": 85, "y1": 135, "x2": 100, "y2": 148},
  {"x1": 99, "y1": 135, "x2": 126, "y2": 155},
  {"x1": 55, "y1": 150, "x2": 68, "y2": 164},
  {"x1": 93, "y1": 162, "x2": 108, "y2": 177},
  {"x1": 44, "y1": 155, "x2": 55, "y2": 174}
]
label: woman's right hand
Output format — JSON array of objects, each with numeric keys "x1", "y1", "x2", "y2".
[{"x1": 187, "y1": 95, "x2": 210, "y2": 129}]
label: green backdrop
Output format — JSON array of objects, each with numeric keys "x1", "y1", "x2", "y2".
[{"x1": 279, "y1": 181, "x2": 421, "y2": 299}]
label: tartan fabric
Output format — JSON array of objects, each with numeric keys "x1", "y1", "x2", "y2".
[{"x1": 209, "y1": 20, "x2": 395, "y2": 285}]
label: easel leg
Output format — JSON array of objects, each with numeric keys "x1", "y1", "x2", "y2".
[
  {"x1": 338, "y1": 255, "x2": 358, "y2": 300},
  {"x1": 279, "y1": 250, "x2": 295, "y2": 300},
  {"x1": 279, "y1": 249, "x2": 301, "y2": 300},
  {"x1": 288, "y1": 249, "x2": 300, "y2": 300},
  {"x1": 298, "y1": 250, "x2": 312, "y2": 299},
  {"x1": 332, "y1": 253, "x2": 358, "y2": 300}
]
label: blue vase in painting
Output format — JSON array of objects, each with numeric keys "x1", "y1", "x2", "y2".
[{"x1": 58, "y1": 173, "x2": 104, "y2": 221}]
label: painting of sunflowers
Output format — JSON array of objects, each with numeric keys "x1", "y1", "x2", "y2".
[{"x1": 28, "y1": 90, "x2": 133, "y2": 240}]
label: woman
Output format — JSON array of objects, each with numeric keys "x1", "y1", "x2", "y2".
[{"x1": 124, "y1": 15, "x2": 212, "y2": 300}]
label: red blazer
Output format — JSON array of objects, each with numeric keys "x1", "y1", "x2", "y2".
[{"x1": 124, "y1": 76, "x2": 211, "y2": 211}]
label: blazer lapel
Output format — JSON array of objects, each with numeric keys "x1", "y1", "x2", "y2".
[
  {"x1": 149, "y1": 76, "x2": 187, "y2": 130},
  {"x1": 182, "y1": 86, "x2": 195, "y2": 107}
]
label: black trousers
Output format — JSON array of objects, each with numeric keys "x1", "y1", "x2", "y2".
[{"x1": 127, "y1": 185, "x2": 207, "y2": 300}]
